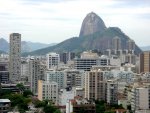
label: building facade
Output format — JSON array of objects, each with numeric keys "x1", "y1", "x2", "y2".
[
  {"x1": 38, "y1": 80, "x2": 58, "y2": 104},
  {"x1": 0, "y1": 99, "x2": 11, "y2": 113},
  {"x1": 85, "y1": 69, "x2": 106, "y2": 101},
  {"x1": 28, "y1": 58, "x2": 45, "y2": 94},
  {"x1": 131, "y1": 87, "x2": 150, "y2": 111},
  {"x1": 46, "y1": 52, "x2": 60, "y2": 69},
  {"x1": 140, "y1": 51, "x2": 150, "y2": 73},
  {"x1": 112, "y1": 36, "x2": 121, "y2": 50},
  {"x1": 64, "y1": 69, "x2": 85, "y2": 88},
  {"x1": 0, "y1": 61, "x2": 9, "y2": 83},
  {"x1": 60, "y1": 52, "x2": 75, "y2": 64},
  {"x1": 107, "y1": 80, "x2": 118, "y2": 105},
  {"x1": 45, "y1": 70, "x2": 65, "y2": 89},
  {"x1": 9, "y1": 33, "x2": 21, "y2": 82},
  {"x1": 66, "y1": 96, "x2": 96, "y2": 113}
]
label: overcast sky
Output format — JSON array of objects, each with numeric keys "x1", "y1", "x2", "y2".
[{"x1": 0, "y1": 0, "x2": 150, "y2": 46}]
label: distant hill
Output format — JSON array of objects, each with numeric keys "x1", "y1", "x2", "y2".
[
  {"x1": 21, "y1": 41, "x2": 56, "y2": 53},
  {"x1": 140, "y1": 46, "x2": 150, "y2": 51},
  {"x1": 0, "y1": 38, "x2": 56, "y2": 53},
  {"x1": 0, "y1": 38, "x2": 9, "y2": 52},
  {"x1": 0, "y1": 50, "x2": 6, "y2": 54}
]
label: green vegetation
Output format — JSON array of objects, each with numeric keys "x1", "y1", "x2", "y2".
[
  {"x1": 0, "y1": 84, "x2": 60, "y2": 113},
  {"x1": 16, "y1": 83, "x2": 26, "y2": 91},
  {"x1": 33, "y1": 99, "x2": 61, "y2": 113},
  {"x1": 95, "y1": 100, "x2": 124, "y2": 113},
  {"x1": 0, "y1": 89, "x2": 32, "y2": 113}
]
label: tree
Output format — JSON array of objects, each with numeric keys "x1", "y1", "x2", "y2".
[
  {"x1": 16, "y1": 83, "x2": 25, "y2": 92},
  {"x1": 96, "y1": 105, "x2": 105, "y2": 113},
  {"x1": 0, "y1": 89, "x2": 11, "y2": 98},
  {"x1": 23, "y1": 90, "x2": 33, "y2": 97},
  {"x1": 43, "y1": 105, "x2": 56, "y2": 113},
  {"x1": 34, "y1": 100, "x2": 45, "y2": 108},
  {"x1": 104, "y1": 111, "x2": 115, "y2": 113},
  {"x1": 54, "y1": 109, "x2": 61, "y2": 113}
]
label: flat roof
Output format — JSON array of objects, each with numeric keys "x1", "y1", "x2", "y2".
[{"x1": 0, "y1": 99, "x2": 10, "y2": 103}]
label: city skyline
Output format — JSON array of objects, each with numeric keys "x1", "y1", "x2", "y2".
[{"x1": 0, "y1": 0, "x2": 150, "y2": 46}]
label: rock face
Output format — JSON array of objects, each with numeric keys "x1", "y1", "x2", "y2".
[{"x1": 79, "y1": 12, "x2": 106, "y2": 37}]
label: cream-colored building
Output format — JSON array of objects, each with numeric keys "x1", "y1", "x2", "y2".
[
  {"x1": 85, "y1": 69, "x2": 106, "y2": 101},
  {"x1": 38, "y1": 80, "x2": 58, "y2": 104},
  {"x1": 140, "y1": 51, "x2": 150, "y2": 73}
]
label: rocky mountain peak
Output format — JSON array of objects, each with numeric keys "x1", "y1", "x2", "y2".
[{"x1": 79, "y1": 12, "x2": 106, "y2": 37}]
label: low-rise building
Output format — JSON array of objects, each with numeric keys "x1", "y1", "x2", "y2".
[
  {"x1": 59, "y1": 88, "x2": 75, "y2": 106},
  {"x1": 66, "y1": 96, "x2": 95, "y2": 113},
  {"x1": 0, "y1": 99, "x2": 11, "y2": 113}
]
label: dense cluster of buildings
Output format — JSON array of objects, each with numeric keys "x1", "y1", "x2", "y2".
[{"x1": 1, "y1": 33, "x2": 150, "y2": 113}]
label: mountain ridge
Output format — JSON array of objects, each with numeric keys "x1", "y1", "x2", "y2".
[
  {"x1": 22, "y1": 27, "x2": 142, "y2": 56},
  {"x1": 0, "y1": 38, "x2": 56, "y2": 53}
]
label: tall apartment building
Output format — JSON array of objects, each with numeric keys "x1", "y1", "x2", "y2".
[
  {"x1": 21, "y1": 60, "x2": 29, "y2": 81},
  {"x1": 120, "y1": 54, "x2": 137, "y2": 65},
  {"x1": 60, "y1": 52, "x2": 75, "y2": 64},
  {"x1": 112, "y1": 36, "x2": 121, "y2": 50},
  {"x1": 107, "y1": 80, "x2": 118, "y2": 105},
  {"x1": 46, "y1": 52, "x2": 60, "y2": 69},
  {"x1": 9, "y1": 33, "x2": 21, "y2": 82},
  {"x1": 127, "y1": 39, "x2": 135, "y2": 51},
  {"x1": 85, "y1": 69, "x2": 106, "y2": 101},
  {"x1": 28, "y1": 58, "x2": 45, "y2": 94},
  {"x1": 131, "y1": 87, "x2": 150, "y2": 111},
  {"x1": 38, "y1": 80, "x2": 58, "y2": 104},
  {"x1": 140, "y1": 51, "x2": 150, "y2": 73}
]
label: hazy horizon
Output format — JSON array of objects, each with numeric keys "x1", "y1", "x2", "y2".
[{"x1": 0, "y1": 0, "x2": 150, "y2": 46}]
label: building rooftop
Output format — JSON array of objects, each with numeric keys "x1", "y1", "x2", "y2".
[{"x1": 0, "y1": 99, "x2": 10, "y2": 103}]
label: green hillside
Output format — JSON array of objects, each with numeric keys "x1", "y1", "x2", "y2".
[{"x1": 22, "y1": 27, "x2": 142, "y2": 56}]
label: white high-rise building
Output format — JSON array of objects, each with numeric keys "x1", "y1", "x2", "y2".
[
  {"x1": 9, "y1": 33, "x2": 21, "y2": 82},
  {"x1": 46, "y1": 52, "x2": 60, "y2": 69}
]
